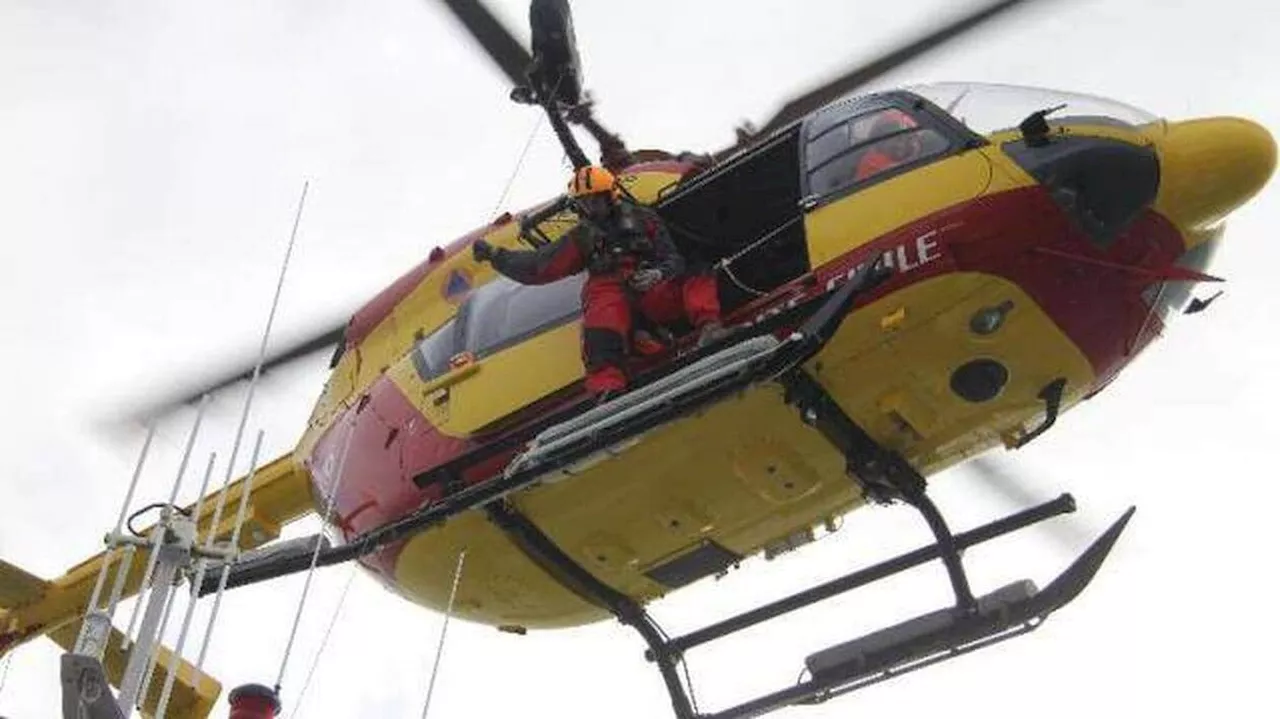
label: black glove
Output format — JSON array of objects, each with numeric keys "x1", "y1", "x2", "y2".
[{"x1": 472, "y1": 239, "x2": 496, "y2": 263}]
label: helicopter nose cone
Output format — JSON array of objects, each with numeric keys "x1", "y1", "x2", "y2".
[{"x1": 1153, "y1": 117, "x2": 1277, "y2": 236}]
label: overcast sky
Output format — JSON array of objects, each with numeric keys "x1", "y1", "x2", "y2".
[{"x1": 2, "y1": 0, "x2": 1279, "y2": 717}]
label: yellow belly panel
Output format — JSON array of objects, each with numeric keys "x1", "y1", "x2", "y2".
[
  {"x1": 388, "y1": 271, "x2": 1097, "y2": 627},
  {"x1": 391, "y1": 510, "x2": 609, "y2": 630}
]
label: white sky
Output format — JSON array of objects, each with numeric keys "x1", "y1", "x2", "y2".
[{"x1": 2, "y1": 0, "x2": 1278, "y2": 717}]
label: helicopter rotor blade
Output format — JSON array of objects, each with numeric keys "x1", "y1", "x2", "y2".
[
  {"x1": 111, "y1": 322, "x2": 347, "y2": 425},
  {"x1": 727, "y1": 0, "x2": 1054, "y2": 153},
  {"x1": 436, "y1": 0, "x2": 534, "y2": 89}
]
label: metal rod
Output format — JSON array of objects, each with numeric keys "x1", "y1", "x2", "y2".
[
  {"x1": 120, "y1": 399, "x2": 206, "y2": 652},
  {"x1": 154, "y1": 452, "x2": 219, "y2": 719},
  {"x1": 118, "y1": 402, "x2": 208, "y2": 711},
  {"x1": 273, "y1": 419, "x2": 358, "y2": 693},
  {"x1": 657, "y1": 494, "x2": 1076, "y2": 659},
  {"x1": 118, "y1": 543, "x2": 183, "y2": 713},
  {"x1": 75, "y1": 423, "x2": 155, "y2": 654},
  {"x1": 102, "y1": 545, "x2": 137, "y2": 624},
  {"x1": 136, "y1": 581, "x2": 180, "y2": 708},
  {"x1": 195, "y1": 430, "x2": 265, "y2": 674},
  {"x1": 420, "y1": 550, "x2": 467, "y2": 719},
  {"x1": 121, "y1": 523, "x2": 167, "y2": 650},
  {"x1": 165, "y1": 396, "x2": 210, "y2": 508},
  {"x1": 189, "y1": 452, "x2": 220, "y2": 535},
  {"x1": 285, "y1": 563, "x2": 358, "y2": 719},
  {"x1": 201, "y1": 180, "x2": 308, "y2": 551}
]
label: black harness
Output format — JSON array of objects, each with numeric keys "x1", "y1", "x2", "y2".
[{"x1": 584, "y1": 206, "x2": 659, "y2": 274}]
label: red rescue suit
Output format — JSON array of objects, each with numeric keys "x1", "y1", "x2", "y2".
[{"x1": 487, "y1": 202, "x2": 720, "y2": 393}]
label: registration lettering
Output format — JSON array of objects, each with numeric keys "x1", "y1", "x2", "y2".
[{"x1": 825, "y1": 230, "x2": 945, "y2": 292}]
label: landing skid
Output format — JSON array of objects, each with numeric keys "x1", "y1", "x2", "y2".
[{"x1": 624, "y1": 371, "x2": 1135, "y2": 716}]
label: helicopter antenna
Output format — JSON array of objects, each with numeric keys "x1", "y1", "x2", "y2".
[
  {"x1": 285, "y1": 564, "x2": 359, "y2": 719},
  {"x1": 420, "y1": 549, "x2": 468, "y2": 719},
  {"x1": 271, "y1": 419, "x2": 359, "y2": 697}
]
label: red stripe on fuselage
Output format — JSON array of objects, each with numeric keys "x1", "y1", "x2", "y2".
[{"x1": 943, "y1": 187, "x2": 1183, "y2": 384}]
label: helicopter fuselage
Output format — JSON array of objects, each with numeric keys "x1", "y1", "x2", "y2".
[{"x1": 294, "y1": 86, "x2": 1273, "y2": 631}]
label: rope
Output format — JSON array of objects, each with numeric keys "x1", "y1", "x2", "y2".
[
  {"x1": 286, "y1": 562, "x2": 358, "y2": 719},
  {"x1": 420, "y1": 549, "x2": 467, "y2": 719},
  {"x1": 703, "y1": 214, "x2": 807, "y2": 299},
  {"x1": 720, "y1": 263, "x2": 770, "y2": 298},
  {"x1": 718, "y1": 214, "x2": 804, "y2": 268},
  {"x1": 490, "y1": 113, "x2": 546, "y2": 221}
]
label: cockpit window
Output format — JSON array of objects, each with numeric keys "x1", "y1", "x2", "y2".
[
  {"x1": 804, "y1": 106, "x2": 954, "y2": 200},
  {"x1": 461, "y1": 274, "x2": 584, "y2": 358},
  {"x1": 903, "y1": 82, "x2": 1165, "y2": 137}
]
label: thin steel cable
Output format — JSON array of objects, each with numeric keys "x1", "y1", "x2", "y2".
[
  {"x1": 285, "y1": 563, "x2": 358, "y2": 719},
  {"x1": 420, "y1": 549, "x2": 467, "y2": 719},
  {"x1": 490, "y1": 113, "x2": 546, "y2": 220}
]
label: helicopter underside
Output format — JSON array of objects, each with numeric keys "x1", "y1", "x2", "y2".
[{"x1": 303, "y1": 177, "x2": 1188, "y2": 630}]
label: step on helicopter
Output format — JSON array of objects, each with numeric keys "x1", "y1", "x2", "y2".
[{"x1": 2, "y1": 0, "x2": 1275, "y2": 716}]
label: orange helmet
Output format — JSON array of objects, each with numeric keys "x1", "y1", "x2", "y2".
[{"x1": 567, "y1": 165, "x2": 618, "y2": 198}]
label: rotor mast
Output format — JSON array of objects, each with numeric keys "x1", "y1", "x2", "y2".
[{"x1": 440, "y1": 0, "x2": 628, "y2": 171}]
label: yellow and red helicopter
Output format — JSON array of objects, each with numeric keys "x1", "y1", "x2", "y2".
[{"x1": 2, "y1": 0, "x2": 1275, "y2": 716}]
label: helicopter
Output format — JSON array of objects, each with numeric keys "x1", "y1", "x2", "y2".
[{"x1": 1, "y1": 0, "x2": 1276, "y2": 716}]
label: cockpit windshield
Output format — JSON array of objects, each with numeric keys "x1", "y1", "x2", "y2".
[{"x1": 903, "y1": 82, "x2": 1165, "y2": 137}]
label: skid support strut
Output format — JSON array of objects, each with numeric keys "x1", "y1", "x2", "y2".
[
  {"x1": 781, "y1": 367, "x2": 984, "y2": 614},
  {"x1": 618, "y1": 369, "x2": 1134, "y2": 718}
]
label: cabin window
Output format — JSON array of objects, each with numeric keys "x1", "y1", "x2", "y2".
[
  {"x1": 804, "y1": 106, "x2": 953, "y2": 201},
  {"x1": 411, "y1": 318, "x2": 460, "y2": 381},
  {"x1": 460, "y1": 274, "x2": 585, "y2": 357}
]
